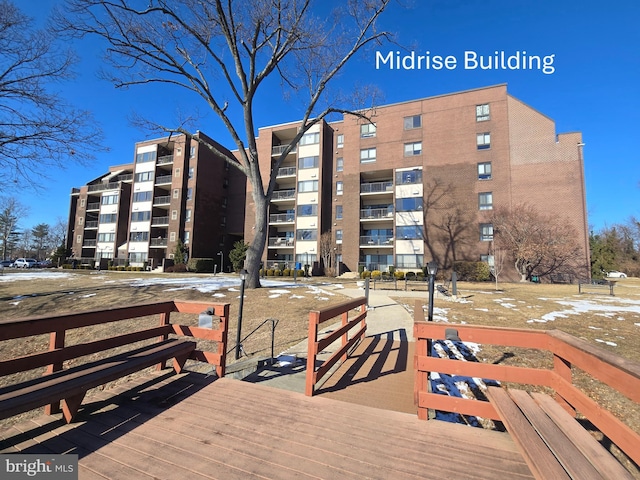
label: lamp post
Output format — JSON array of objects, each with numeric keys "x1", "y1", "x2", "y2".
[
  {"x1": 235, "y1": 269, "x2": 248, "y2": 360},
  {"x1": 217, "y1": 251, "x2": 224, "y2": 274},
  {"x1": 427, "y1": 260, "x2": 438, "y2": 323}
]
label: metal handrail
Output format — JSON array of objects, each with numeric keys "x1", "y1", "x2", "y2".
[{"x1": 227, "y1": 318, "x2": 279, "y2": 364}]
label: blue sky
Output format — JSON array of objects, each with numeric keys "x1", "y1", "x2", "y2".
[{"x1": 16, "y1": 0, "x2": 640, "y2": 233}]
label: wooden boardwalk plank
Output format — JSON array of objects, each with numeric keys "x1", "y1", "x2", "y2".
[{"x1": 0, "y1": 373, "x2": 534, "y2": 480}]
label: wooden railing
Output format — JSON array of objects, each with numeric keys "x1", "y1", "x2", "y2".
[
  {"x1": 305, "y1": 297, "x2": 367, "y2": 396},
  {"x1": 413, "y1": 303, "x2": 640, "y2": 467},
  {"x1": 0, "y1": 300, "x2": 229, "y2": 416}
]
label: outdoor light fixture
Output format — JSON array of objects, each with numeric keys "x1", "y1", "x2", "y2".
[
  {"x1": 427, "y1": 260, "x2": 438, "y2": 276},
  {"x1": 235, "y1": 269, "x2": 248, "y2": 360}
]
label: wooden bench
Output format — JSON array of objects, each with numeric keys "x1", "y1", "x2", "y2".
[
  {"x1": 578, "y1": 281, "x2": 614, "y2": 296},
  {"x1": 0, "y1": 339, "x2": 195, "y2": 423},
  {"x1": 0, "y1": 300, "x2": 230, "y2": 424},
  {"x1": 487, "y1": 386, "x2": 633, "y2": 480}
]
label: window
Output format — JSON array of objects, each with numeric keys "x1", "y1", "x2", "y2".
[
  {"x1": 481, "y1": 254, "x2": 495, "y2": 267},
  {"x1": 336, "y1": 230, "x2": 343, "y2": 242},
  {"x1": 360, "y1": 147, "x2": 376, "y2": 163},
  {"x1": 133, "y1": 191, "x2": 152, "y2": 202},
  {"x1": 396, "y1": 197, "x2": 423, "y2": 212},
  {"x1": 128, "y1": 252, "x2": 148, "y2": 263},
  {"x1": 186, "y1": 187, "x2": 193, "y2": 200},
  {"x1": 296, "y1": 229, "x2": 317, "y2": 241},
  {"x1": 101, "y1": 194, "x2": 118, "y2": 205},
  {"x1": 171, "y1": 210, "x2": 178, "y2": 220},
  {"x1": 99, "y1": 213, "x2": 117, "y2": 223},
  {"x1": 300, "y1": 132, "x2": 320, "y2": 145},
  {"x1": 404, "y1": 115, "x2": 421, "y2": 130},
  {"x1": 336, "y1": 134, "x2": 344, "y2": 148},
  {"x1": 78, "y1": 217, "x2": 84, "y2": 225},
  {"x1": 360, "y1": 123, "x2": 376, "y2": 138},
  {"x1": 98, "y1": 233, "x2": 115, "y2": 242},
  {"x1": 184, "y1": 231, "x2": 190, "y2": 244},
  {"x1": 480, "y1": 223, "x2": 494, "y2": 241},
  {"x1": 395, "y1": 169, "x2": 422, "y2": 184},
  {"x1": 135, "y1": 151, "x2": 156, "y2": 163},
  {"x1": 174, "y1": 168, "x2": 180, "y2": 177},
  {"x1": 188, "y1": 167, "x2": 194, "y2": 179},
  {"x1": 479, "y1": 192, "x2": 493, "y2": 210},
  {"x1": 404, "y1": 142, "x2": 422, "y2": 156},
  {"x1": 336, "y1": 157, "x2": 344, "y2": 172},
  {"x1": 129, "y1": 231, "x2": 149, "y2": 242},
  {"x1": 298, "y1": 180, "x2": 318, "y2": 192},
  {"x1": 396, "y1": 254, "x2": 423, "y2": 268},
  {"x1": 190, "y1": 146, "x2": 195, "y2": 158},
  {"x1": 476, "y1": 104, "x2": 490, "y2": 122},
  {"x1": 478, "y1": 162, "x2": 492, "y2": 180},
  {"x1": 477, "y1": 132, "x2": 491, "y2": 150},
  {"x1": 80, "y1": 198, "x2": 85, "y2": 207},
  {"x1": 170, "y1": 232, "x2": 176, "y2": 242},
  {"x1": 297, "y1": 204, "x2": 317, "y2": 216},
  {"x1": 130, "y1": 211, "x2": 151, "y2": 222},
  {"x1": 298, "y1": 156, "x2": 319, "y2": 169},
  {"x1": 135, "y1": 171, "x2": 154, "y2": 182},
  {"x1": 76, "y1": 234, "x2": 81, "y2": 244},
  {"x1": 173, "y1": 189, "x2": 179, "y2": 199},
  {"x1": 396, "y1": 225, "x2": 423, "y2": 240},
  {"x1": 336, "y1": 205, "x2": 343, "y2": 220},
  {"x1": 185, "y1": 209, "x2": 192, "y2": 222},
  {"x1": 336, "y1": 181, "x2": 343, "y2": 195}
]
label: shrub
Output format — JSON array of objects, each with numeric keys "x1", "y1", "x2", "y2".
[
  {"x1": 283, "y1": 268, "x2": 291, "y2": 277},
  {"x1": 453, "y1": 261, "x2": 491, "y2": 282},
  {"x1": 266, "y1": 269, "x2": 275, "y2": 276},
  {"x1": 371, "y1": 270, "x2": 382, "y2": 279},
  {"x1": 405, "y1": 271, "x2": 416, "y2": 280},
  {"x1": 361, "y1": 270, "x2": 371, "y2": 279},
  {"x1": 297, "y1": 269, "x2": 305, "y2": 277},
  {"x1": 394, "y1": 271, "x2": 405, "y2": 280},
  {"x1": 188, "y1": 258, "x2": 215, "y2": 273},
  {"x1": 275, "y1": 269, "x2": 283, "y2": 276},
  {"x1": 389, "y1": 265, "x2": 395, "y2": 275},
  {"x1": 166, "y1": 263, "x2": 188, "y2": 273}
]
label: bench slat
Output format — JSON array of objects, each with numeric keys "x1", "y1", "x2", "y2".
[
  {"x1": 0, "y1": 339, "x2": 196, "y2": 422},
  {"x1": 487, "y1": 386, "x2": 571, "y2": 480},
  {"x1": 531, "y1": 392, "x2": 634, "y2": 480},
  {"x1": 508, "y1": 389, "x2": 604, "y2": 479}
]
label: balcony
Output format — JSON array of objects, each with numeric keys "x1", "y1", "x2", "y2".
[
  {"x1": 82, "y1": 239, "x2": 96, "y2": 247},
  {"x1": 360, "y1": 207, "x2": 394, "y2": 220},
  {"x1": 271, "y1": 189, "x2": 296, "y2": 201},
  {"x1": 360, "y1": 236, "x2": 394, "y2": 246},
  {"x1": 87, "y1": 182, "x2": 120, "y2": 193},
  {"x1": 360, "y1": 181, "x2": 393, "y2": 194},
  {"x1": 153, "y1": 195, "x2": 171, "y2": 206},
  {"x1": 150, "y1": 237, "x2": 168, "y2": 247},
  {"x1": 271, "y1": 144, "x2": 297, "y2": 156},
  {"x1": 157, "y1": 154, "x2": 174, "y2": 165},
  {"x1": 84, "y1": 221, "x2": 99, "y2": 229},
  {"x1": 268, "y1": 237, "x2": 295, "y2": 247},
  {"x1": 269, "y1": 213, "x2": 295, "y2": 224},
  {"x1": 151, "y1": 216, "x2": 170, "y2": 226},
  {"x1": 86, "y1": 202, "x2": 100, "y2": 211},
  {"x1": 155, "y1": 174, "x2": 173, "y2": 185},
  {"x1": 276, "y1": 166, "x2": 296, "y2": 178}
]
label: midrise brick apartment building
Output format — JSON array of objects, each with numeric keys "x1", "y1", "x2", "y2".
[
  {"x1": 67, "y1": 132, "x2": 246, "y2": 269},
  {"x1": 244, "y1": 84, "x2": 589, "y2": 281},
  {"x1": 68, "y1": 84, "x2": 589, "y2": 280}
]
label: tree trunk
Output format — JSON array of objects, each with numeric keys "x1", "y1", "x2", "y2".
[{"x1": 245, "y1": 189, "x2": 269, "y2": 288}]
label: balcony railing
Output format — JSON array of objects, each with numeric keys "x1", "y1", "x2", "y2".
[
  {"x1": 153, "y1": 196, "x2": 171, "y2": 206},
  {"x1": 276, "y1": 166, "x2": 297, "y2": 178},
  {"x1": 87, "y1": 182, "x2": 120, "y2": 193},
  {"x1": 86, "y1": 202, "x2": 100, "y2": 210},
  {"x1": 84, "y1": 221, "x2": 99, "y2": 229},
  {"x1": 82, "y1": 239, "x2": 96, "y2": 247},
  {"x1": 157, "y1": 154, "x2": 174, "y2": 165},
  {"x1": 272, "y1": 190, "x2": 296, "y2": 201},
  {"x1": 360, "y1": 236, "x2": 394, "y2": 246},
  {"x1": 155, "y1": 175, "x2": 173, "y2": 185},
  {"x1": 151, "y1": 216, "x2": 170, "y2": 226},
  {"x1": 269, "y1": 237, "x2": 295, "y2": 247},
  {"x1": 150, "y1": 238, "x2": 168, "y2": 247},
  {"x1": 271, "y1": 144, "x2": 297, "y2": 156},
  {"x1": 360, "y1": 181, "x2": 393, "y2": 194},
  {"x1": 269, "y1": 213, "x2": 295, "y2": 223},
  {"x1": 360, "y1": 207, "x2": 394, "y2": 220}
]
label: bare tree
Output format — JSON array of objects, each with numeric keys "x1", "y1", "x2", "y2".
[
  {"x1": 57, "y1": 0, "x2": 394, "y2": 287},
  {"x1": 489, "y1": 242, "x2": 506, "y2": 290},
  {"x1": 492, "y1": 203, "x2": 584, "y2": 282},
  {"x1": 0, "y1": 197, "x2": 28, "y2": 260},
  {"x1": 0, "y1": 1, "x2": 103, "y2": 186},
  {"x1": 319, "y1": 230, "x2": 334, "y2": 276}
]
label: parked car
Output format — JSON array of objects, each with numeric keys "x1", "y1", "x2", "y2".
[
  {"x1": 36, "y1": 260, "x2": 54, "y2": 268},
  {"x1": 0, "y1": 260, "x2": 13, "y2": 268},
  {"x1": 13, "y1": 258, "x2": 37, "y2": 268},
  {"x1": 606, "y1": 271, "x2": 627, "y2": 278}
]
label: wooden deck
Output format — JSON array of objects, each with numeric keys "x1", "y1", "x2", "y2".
[{"x1": 0, "y1": 371, "x2": 534, "y2": 479}]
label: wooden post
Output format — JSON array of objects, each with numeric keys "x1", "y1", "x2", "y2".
[
  {"x1": 216, "y1": 304, "x2": 229, "y2": 378},
  {"x1": 553, "y1": 354, "x2": 575, "y2": 415},
  {"x1": 341, "y1": 311, "x2": 349, "y2": 362},
  {"x1": 305, "y1": 311, "x2": 320, "y2": 396},
  {"x1": 157, "y1": 311, "x2": 171, "y2": 370},
  {"x1": 44, "y1": 329, "x2": 65, "y2": 415}
]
